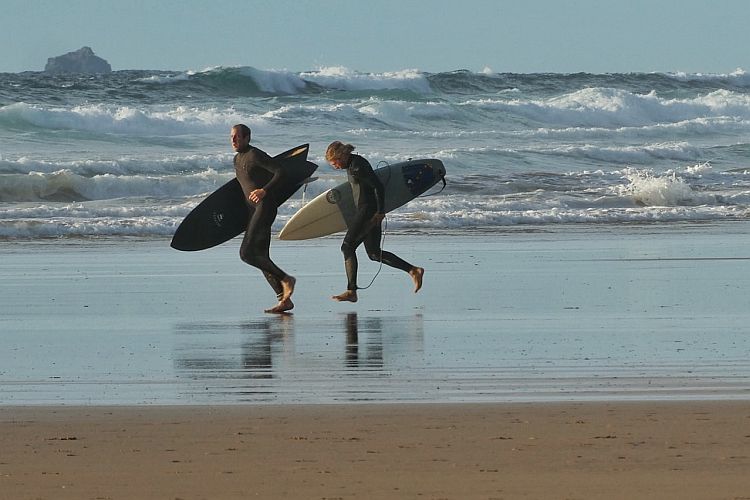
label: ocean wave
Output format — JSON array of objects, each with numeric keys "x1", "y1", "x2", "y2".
[
  {"x1": 543, "y1": 142, "x2": 704, "y2": 164},
  {"x1": 463, "y1": 88, "x2": 750, "y2": 128},
  {"x1": 4, "y1": 68, "x2": 750, "y2": 241},
  {"x1": 0, "y1": 169, "x2": 231, "y2": 202},
  {"x1": 142, "y1": 66, "x2": 316, "y2": 95},
  {"x1": 0, "y1": 102, "x2": 254, "y2": 136},
  {"x1": 140, "y1": 66, "x2": 431, "y2": 96},
  {"x1": 2, "y1": 164, "x2": 748, "y2": 240},
  {"x1": 0, "y1": 153, "x2": 232, "y2": 176},
  {"x1": 5, "y1": 68, "x2": 750, "y2": 106},
  {"x1": 6, "y1": 83, "x2": 750, "y2": 143},
  {"x1": 300, "y1": 67, "x2": 431, "y2": 93},
  {"x1": 664, "y1": 68, "x2": 750, "y2": 87},
  {"x1": 3, "y1": 202, "x2": 748, "y2": 240}
]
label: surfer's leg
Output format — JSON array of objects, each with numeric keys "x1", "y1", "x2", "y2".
[
  {"x1": 331, "y1": 229, "x2": 360, "y2": 302},
  {"x1": 263, "y1": 271, "x2": 284, "y2": 300},
  {"x1": 333, "y1": 211, "x2": 372, "y2": 302},
  {"x1": 240, "y1": 201, "x2": 294, "y2": 300},
  {"x1": 363, "y1": 226, "x2": 424, "y2": 293},
  {"x1": 363, "y1": 225, "x2": 411, "y2": 271},
  {"x1": 341, "y1": 238, "x2": 359, "y2": 291}
]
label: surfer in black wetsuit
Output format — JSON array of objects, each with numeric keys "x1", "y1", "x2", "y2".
[
  {"x1": 231, "y1": 124, "x2": 296, "y2": 313},
  {"x1": 325, "y1": 141, "x2": 424, "y2": 302}
]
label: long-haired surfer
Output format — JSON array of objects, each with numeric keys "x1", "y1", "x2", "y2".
[
  {"x1": 231, "y1": 124, "x2": 296, "y2": 313},
  {"x1": 325, "y1": 141, "x2": 424, "y2": 302}
]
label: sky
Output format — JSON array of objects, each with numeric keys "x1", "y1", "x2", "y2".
[{"x1": 2, "y1": 0, "x2": 749, "y2": 74}]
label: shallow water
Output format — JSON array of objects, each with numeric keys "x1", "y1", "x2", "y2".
[{"x1": 2, "y1": 226, "x2": 750, "y2": 404}]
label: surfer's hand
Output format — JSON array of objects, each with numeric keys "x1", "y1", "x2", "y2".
[
  {"x1": 372, "y1": 213, "x2": 385, "y2": 224},
  {"x1": 249, "y1": 188, "x2": 266, "y2": 203}
]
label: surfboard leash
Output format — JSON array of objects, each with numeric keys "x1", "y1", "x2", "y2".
[
  {"x1": 355, "y1": 215, "x2": 387, "y2": 291},
  {"x1": 355, "y1": 160, "x2": 391, "y2": 291}
]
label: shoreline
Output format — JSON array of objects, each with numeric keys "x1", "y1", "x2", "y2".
[{"x1": 3, "y1": 224, "x2": 750, "y2": 405}]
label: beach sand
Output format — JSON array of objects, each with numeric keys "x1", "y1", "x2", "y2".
[
  {"x1": 3, "y1": 224, "x2": 750, "y2": 497},
  {"x1": 3, "y1": 402, "x2": 750, "y2": 499}
]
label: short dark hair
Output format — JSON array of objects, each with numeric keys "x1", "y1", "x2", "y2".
[{"x1": 232, "y1": 123, "x2": 251, "y2": 139}]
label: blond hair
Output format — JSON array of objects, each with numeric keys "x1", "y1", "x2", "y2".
[{"x1": 325, "y1": 141, "x2": 355, "y2": 163}]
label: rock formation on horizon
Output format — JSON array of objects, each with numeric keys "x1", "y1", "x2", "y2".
[{"x1": 44, "y1": 46, "x2": 112, "y2": 74}]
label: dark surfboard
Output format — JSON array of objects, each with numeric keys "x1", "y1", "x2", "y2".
[{"x1": 171, "y1": 144, "x2": 317, "y2": 251}]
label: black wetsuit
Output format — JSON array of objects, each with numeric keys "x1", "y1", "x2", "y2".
[
  {"x1": 341, "y1": 154, "x2": 413, "y2": 290},
  {"x1": 234, "y1": 145, "x2": 288, "y2": 298}
]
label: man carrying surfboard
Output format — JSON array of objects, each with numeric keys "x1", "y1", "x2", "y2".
[
  {"x1": 232, "y1": 124, "x2": 296, "y2": 313},
  {"x1": 325, "y1": 141, "x2": 424, "y2": 302}
]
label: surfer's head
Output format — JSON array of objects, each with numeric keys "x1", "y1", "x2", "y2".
[
  {"x1": 326, "y1": 141, "x2": 355, "y2": 169},
  {"x1": 231, "y1": 124, "x2": 251, "y2": 152}
]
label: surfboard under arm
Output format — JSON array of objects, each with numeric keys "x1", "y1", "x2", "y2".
[{"x1": 278, "y1": 158, "x2": 445, "y2": 241}]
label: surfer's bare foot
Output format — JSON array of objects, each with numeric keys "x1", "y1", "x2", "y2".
[
  {"x1": 332, "y1": 290, "x2": 358, "y2": 302},
  {"x1": 265, "y1": 298, "x2": 294, "y2": 314},
  {"x1": 410, "y1": 267, "x2": 424, "y2": 293},
  {"x1": 281, "y1": 275, "x2": 296, "y2": 301}
]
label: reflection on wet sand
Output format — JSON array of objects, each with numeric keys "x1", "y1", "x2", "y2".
[
  {"x1": 173, "y1": 313, "x2": 425, "y2": 403},
  {"x1": 345, "y1": 313, "x2": 383, "y2": 369},
  {"x1": 174, "y1": 316, "x2": 295, "y2": 379}
]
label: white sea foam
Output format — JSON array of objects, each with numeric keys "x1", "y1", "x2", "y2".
[
  {"x1": 0, "y1": 154, "x2": 232, "y2": 175},
  {"x1": 547, "y1": 142, "x2": 703, "y2": 164},
  {"x1": 0, "y1": 102, "x2": 258, "y2": 136},
  {"x1": 6, "y1": 84, "x2": 750, "y2": 142},
  {"x1": 665, "y1": 68, "x2": 750, "y2": 86},
  {"x1": 464, "y1": 88, "x2": 750, "y2": 128},
  {"x1": 616, "y1": 168, "x2": 706, "y2": 207},
  {"x1": 0, "y1": 169, "x2": 232, "y2": 202},
  {"x1": 299, "y1": 66, "x2": 431, "y2": 93},
  {"x1": 138, "y1": 66, "x2": 431, "y2": 94},
  {"x1": 238, "y1": 67, "x2": 310, "y2": 94},
  {"x1": 3, "y1": 69, "x2": 750, "y2": 240}
]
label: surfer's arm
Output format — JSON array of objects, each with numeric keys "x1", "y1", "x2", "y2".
[
  {"x1": 364, "y1": 171, "x2": 385, "y2": 214},
  {"x1": 354, "y1": 157, "x2": 386, "y2": 213},
  {"x1": 254, "y1": 153, "x2": 286, "y2": 193}
]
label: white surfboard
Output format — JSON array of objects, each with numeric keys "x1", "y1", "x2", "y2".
[{"x1": 278, "y1": 158, "x2": 446, "y2": 240}]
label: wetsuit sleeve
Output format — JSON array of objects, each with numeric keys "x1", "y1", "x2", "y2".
[
  {"x1": 251, "y1": 149, "x2": 286, "y2": 192},
  {"x1": 354, "y1": 156, "x2": 385, "y2": 213}
]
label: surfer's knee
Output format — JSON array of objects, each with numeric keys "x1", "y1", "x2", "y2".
[
  {"x1": 240, "y1": 248, "x2": 259, "y2": 267},
  {"x1": 366, "y1": 250, "x2": 381, "y2": 262},
  {"x1": 341, "y1": 240, "x2": 355, "y2": 258}
]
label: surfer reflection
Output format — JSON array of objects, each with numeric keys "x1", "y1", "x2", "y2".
[
  {"x1": 325, "y1": 141, "x2": 424, "y2": 302},
  {"x1": 174, "y1": 315, "x2": 294, "y2": 380},
  {"x1": 344, "y1": 313, "x2": 383, "y2": 369},
  {"x1": 232, "y1": 124, "x2": 296, "y2": 313},
  {"x1": 240, "y1": 315, "x2": 294, "y2": 376}
]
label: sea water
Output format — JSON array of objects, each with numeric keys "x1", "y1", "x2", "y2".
[{"x1": 3, "y1": 65, "x2": 750, "y2": 239}]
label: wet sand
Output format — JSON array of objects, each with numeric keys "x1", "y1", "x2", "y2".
[
  {"x1": 3, "y1": 225, "x2": 750, "y2": 404},
  {"x1": 3, "y1": 225, "x2": 750, "y2": 497}
]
